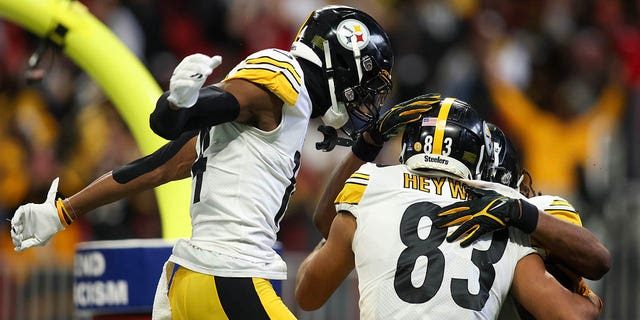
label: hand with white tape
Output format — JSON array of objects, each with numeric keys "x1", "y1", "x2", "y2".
[{"x1": 167, "y1": 54, "x2": 223, "y2": 108}]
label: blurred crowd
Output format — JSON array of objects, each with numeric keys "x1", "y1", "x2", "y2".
[{"x1": 0, "y1": 0, "x2": 639, "y2": 318}]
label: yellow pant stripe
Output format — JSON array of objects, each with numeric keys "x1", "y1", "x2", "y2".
[{"x1": 253, "y1": 278, "x2": 297, "y2": 320}]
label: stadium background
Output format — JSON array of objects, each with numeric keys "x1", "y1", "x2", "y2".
[{"x1": 0, "y1": 0, "x2": 638, "y2": 319}]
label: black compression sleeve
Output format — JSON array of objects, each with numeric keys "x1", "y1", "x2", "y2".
[
  {"x1": 150, "y1": 86, "x2": 240, "y2": 140},
  {"x1": 112, "y1": 130, "x2": 198, "y2": 184}
]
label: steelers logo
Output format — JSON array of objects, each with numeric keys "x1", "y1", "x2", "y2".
[
  {"x1": 336, "y1": 19, "x2": 370, "y2": 51},
  {"x1": 414, "y1": 142, "x2": 423, "y2": 153}
]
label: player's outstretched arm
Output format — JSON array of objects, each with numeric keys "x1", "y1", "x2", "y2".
[
  {"x1": 511, "y1": 253, "x2": 602, "y2": 320},
  {"x1": 435, "y1": 187, "x2": 611, "y2": 280},
  {"x1": 149, "y1": 54, "x2": 239, "y2": 140},
  {"x1": 70, "y1": 131, "x2": 198, "y2": 216},
  {"x1": 435, "y1": 187, "x2": 539, "y2": 245},
  {"x1": 11, "y1": 131, "x2": 198, "y2": 252},
  {"x1": 532, "y1": 212, "x2": 611, "y2": 280},
  {"x1": 296, "y1": 212, "x2": 356, "y2": 311},
  {"x1": 151, "y1": 85, "x2": 240, "y2": 140},
  {"x1": 150, "y1": 53, "x2": 285, "y2": 140}
]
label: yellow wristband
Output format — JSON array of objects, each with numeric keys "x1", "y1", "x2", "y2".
[{"x1": 56, "y1": 198, "x2": 74, "y2": 226}]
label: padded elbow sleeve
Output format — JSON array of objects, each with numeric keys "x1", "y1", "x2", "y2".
[
  {"x1": 150, "y1": 86, "x2": 240, "y2": 140},
  {"x1": 112, "y1": 130, "x2": 198, "y2": 184}
]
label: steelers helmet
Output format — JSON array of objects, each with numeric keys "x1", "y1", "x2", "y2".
[
  {"x1": 290, "y1": 5, "x2": 393, "y2": 139},
  {"x1": 484, "y1": 123, "x2": 523, "y2": 188},
  {"x1": 399, "y1": 97, "x2": 493, "y2": 179}
]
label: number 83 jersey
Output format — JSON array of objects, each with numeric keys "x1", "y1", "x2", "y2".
[{"x1": 335, "y1": 163, "x2": 537, "y2": 320}]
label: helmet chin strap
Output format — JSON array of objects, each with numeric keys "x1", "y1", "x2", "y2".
[
  {"x1": 351, "y1": 35, "x2": 363, "y2": 82},
  {"x1": 516, "y1": 173, "x2": 525, "y2": 190},
  {"x1": 320, "y1": 39, "x2": 349, "y2": 128},
  {"x1": 475, "y1": 144, "x2": 485, "y2": 179},
  {"x1": 490, "y1": 141, "x2": 500, "y2": 179},
  {"x1": 322, "y1": 36, "x2": 365, "y2": 128},
  {"x1": 291, "y1": 38, "x2": 365, "y2": 129},
  {"x1": 398, "y1": 142, "x2": 406, "y2": 163}
]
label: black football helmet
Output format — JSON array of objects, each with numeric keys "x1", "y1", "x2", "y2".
[
  {"x1": 290, "y1": 5, "x2": 393, "y2": 139},
  {"x1": 484, "y1": 123, "x2": 523, "y2": 189},
  {"x1": 399, "y1": 97, "x2": 493, "y2": 180}
]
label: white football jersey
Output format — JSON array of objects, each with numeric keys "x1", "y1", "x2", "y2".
[
  {"x1": 169, "y1": 48, "x2": 311, "y2": 280},
  {"x1": 527, "y1": 195, "x2": 581, "y2": 227},
  {"x1": 335, "y1": 163, "x2": 537, "y2": 320},
  {"x1": 497, "y1": 194, "x2": 582, "y2": 320}
]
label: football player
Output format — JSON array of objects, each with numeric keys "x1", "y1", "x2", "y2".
[
  {"x1": 448, "y1": 123, "x2": 611, "y2": 279},
  {"x1": 296, "y1": 96, "x2": 602, "y2": 319},
  {"x1": 435, "y1": 123, "x2": 609, "y2": 319},
  {"x1": 10, "y1": 5, "x2": 395, "y2": 319}
]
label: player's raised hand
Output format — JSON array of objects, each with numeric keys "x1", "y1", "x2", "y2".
[
  {"x1": 11, "y1": 178, "x2": 65, "y2": 252},
  {"x1": 353, "y1": 93, "x2": 441, "y2": 162},
  {"x1": 369, "y1": 93, "x2": 441, "y2": 145},
  {"x1": 434, "y1": 187, "x2": 539, "y2": 247},
  {"x1": 167, "y1": 54, "x2": 223, "y2": 108}
]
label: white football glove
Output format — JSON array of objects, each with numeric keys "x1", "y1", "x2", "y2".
[
  {"x1": 167, "y1": 54, "x2": 223, "y2": 108},
  {"x1": 11, "y1": 177, "x2": 64, "y2": 252}
]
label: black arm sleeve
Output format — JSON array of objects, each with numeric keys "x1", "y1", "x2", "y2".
[
  {"x1": 149, "y1": 86, "x2": 240, "y2": 140},
  {"x1": 112, "y1": 130, "x2": 198, "y2": 184}
]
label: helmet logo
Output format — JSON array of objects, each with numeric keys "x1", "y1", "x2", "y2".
[
  {"x1": 336, "y1": 19, "x2": 370, "y2": 51},
  {"x1": 413, "y1": 142, "x2": 423, "y2": 152}
]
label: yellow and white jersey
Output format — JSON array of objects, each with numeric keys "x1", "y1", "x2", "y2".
[
  {"x1": 169, "y1": 48, "x2": 310, "y2": 280},
  {"x1": 497, "y1": 195, "x2": 582, "y2": 320},
  {"x1": 335, "y1": 163, "x2": 537, "y2": 320},
  {"x1": 528, "y1": 195, "x2": 581, "y2": 226}
]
